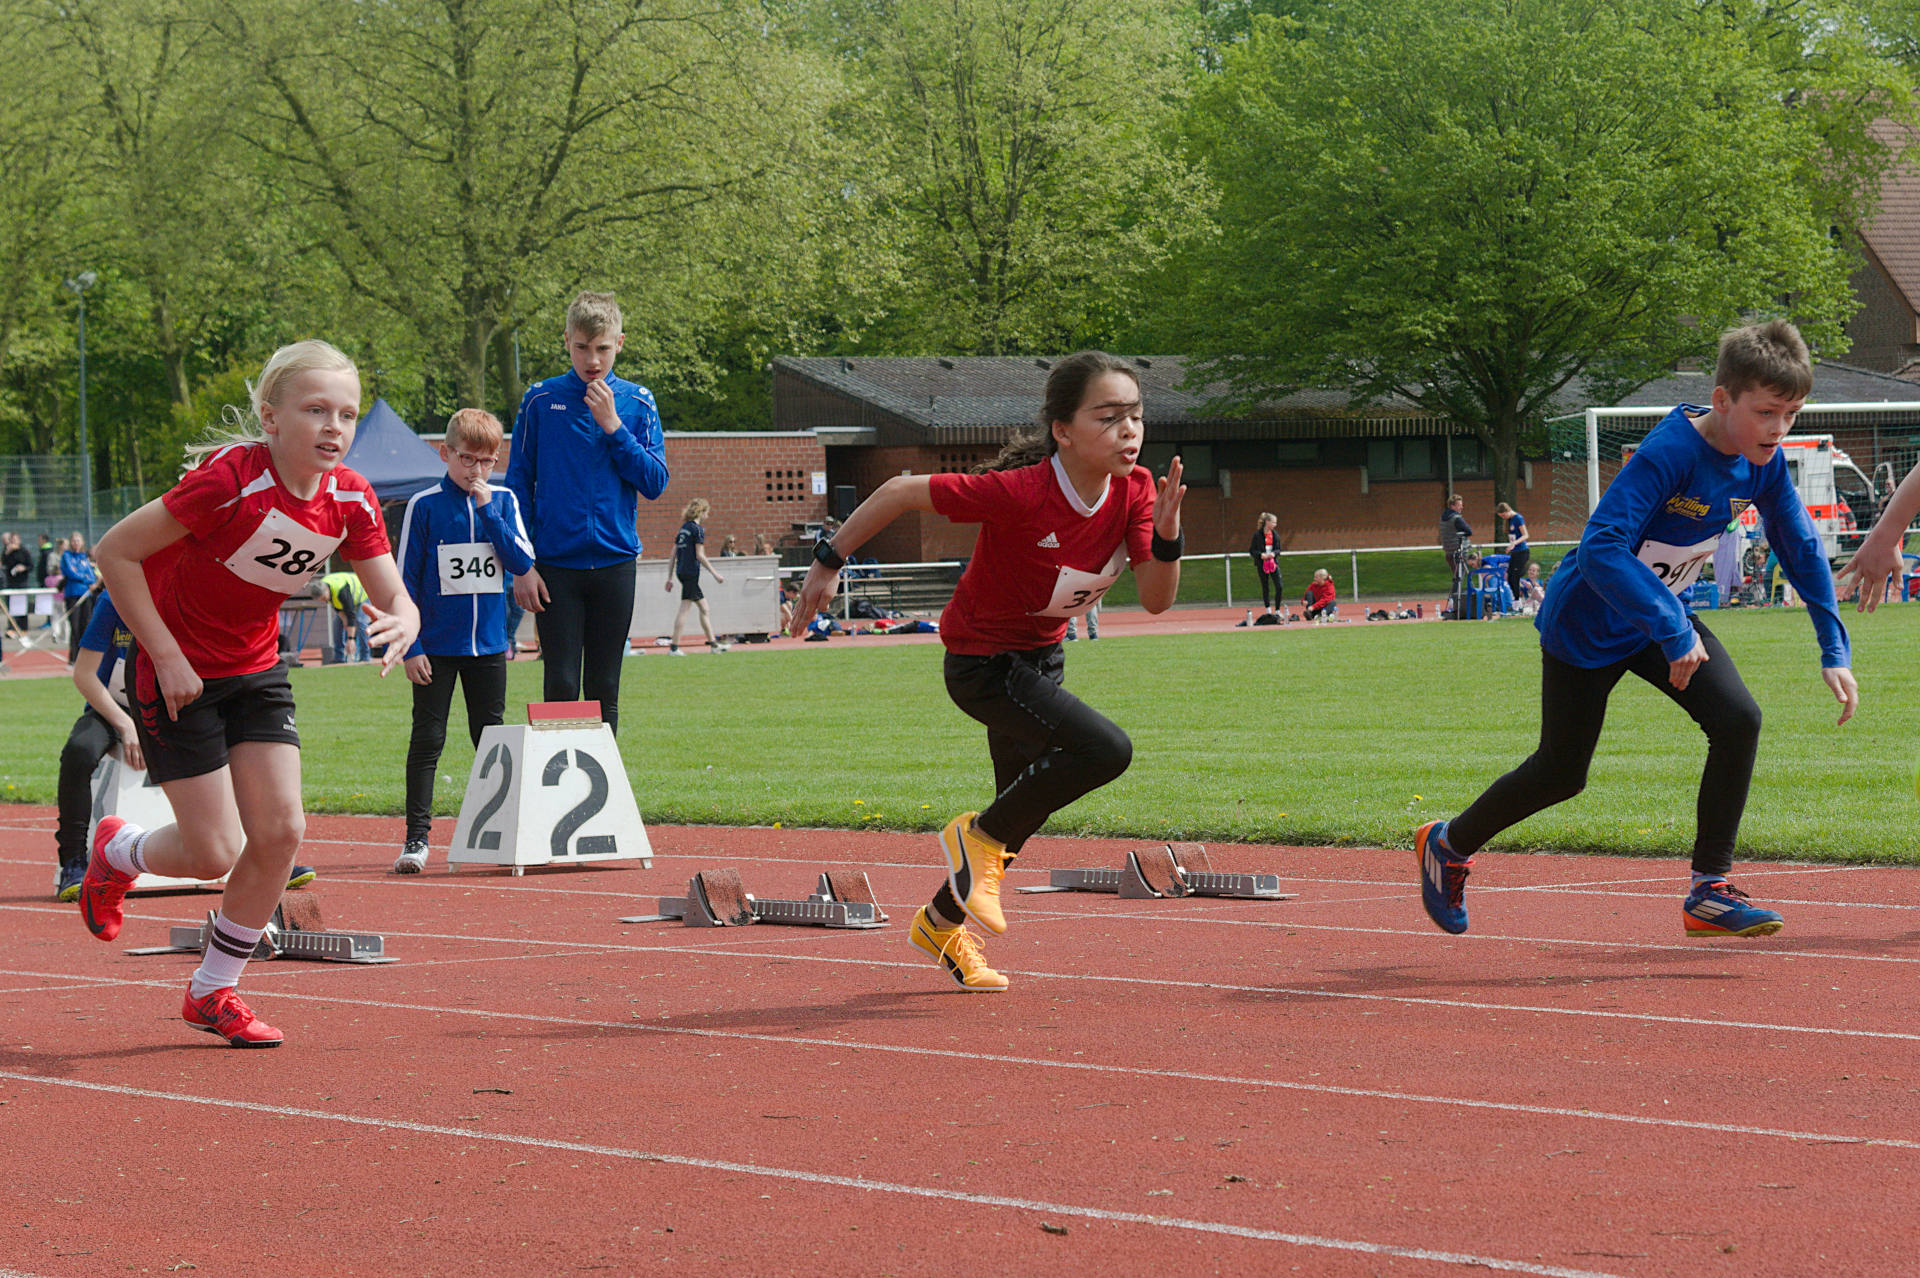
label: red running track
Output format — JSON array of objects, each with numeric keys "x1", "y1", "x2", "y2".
[{"x1": 1, "y1": 809, "x2": 1916, "y2": 1276}]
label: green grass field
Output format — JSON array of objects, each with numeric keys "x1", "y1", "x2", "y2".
[
  {"x1": 1100, "y1": 545, "x2": 1570, "y2": 607},
  {"x1": 4, "y1": 605, "x2": 1914, "y2": 862}
]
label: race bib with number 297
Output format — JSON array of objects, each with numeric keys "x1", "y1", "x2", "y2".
[
  {"x1": 1635, "y1": 537, "x2": 1716, "y2": 596},
  {"x1": 222, "y1": 508, "x2": 346, "y2": 595}
]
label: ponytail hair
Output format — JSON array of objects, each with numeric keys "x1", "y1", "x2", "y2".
[
  {"x1": 185, "y1": 340, "x2": 358, "y2": 470},
  {"x1": 976, "y1": 350, "x2": 1141, "y2": 473}
]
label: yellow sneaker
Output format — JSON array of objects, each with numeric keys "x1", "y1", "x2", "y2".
[
  {"x1": 910, "y1": 906, "x2": 1009, "y2": 992},
  {"x1": 939, "y1": 811, "x2": 1009, "y2": 934}
]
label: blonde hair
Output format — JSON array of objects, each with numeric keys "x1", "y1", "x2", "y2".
[
  {"x1": 186, "y1": 340, "x2": 357, "y2": 469},
  {"x1": 1257, "y1": 511, "x2": 1276, "y2": 528},
  {"x1": 1716, "y1": 319, "x2": 1812, "y2": 401},
  {"x1": 682, "y1": 497, "x2": 710, "y2": 522},
  {"x1": 1312, "y1": 568, "x2": 1330, "y2": 582},
  {"x1": 445, "y1": 408, "x2": 504, "y2": 453},
  {"x1": 566, "y1": 291, "x2": 623, "y2": 340}
]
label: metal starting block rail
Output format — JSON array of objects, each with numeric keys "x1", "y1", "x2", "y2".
[
  {"x1": 1016, "y1": 842, "x2": 1295, "y2": 901},
  {"x1": 621, "y1": 868, "x2": 891, "y2": 930},
  {"x1": 124, "y1": 894, "x2": 395, "y2": 964}
]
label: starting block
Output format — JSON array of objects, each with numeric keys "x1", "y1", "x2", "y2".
[
  {"x1": 621, "y1": 868, "x2": 890, "y2": 930},
  {"x1": 1016, "y1": 842, "x2": 1294, "y2": 901},
  {"x1": 125, "y1": 893, "x2": 395, "y2": 964},
  {"x1": 448, "y1": 701, "x2": 652, "y2": 876},
  {"x1": 89, "y1": 753, "x2": 228, "y2": 894}
]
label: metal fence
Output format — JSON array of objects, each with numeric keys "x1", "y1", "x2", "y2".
[{"x1": 0, "y1": 455, "x2": 141, "y2": 542}]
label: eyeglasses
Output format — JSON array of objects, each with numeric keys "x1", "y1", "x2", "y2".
[{"x1": 453, "y1": 451, "x2": 497, "y2": 467}]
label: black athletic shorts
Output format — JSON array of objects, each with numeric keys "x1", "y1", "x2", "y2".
[
  {"x1": 678, "y1": 573, "x2": 704, "y2": 602},
  {"x1": 133, "y1": 657, "x2": 301, "y2": 783}
]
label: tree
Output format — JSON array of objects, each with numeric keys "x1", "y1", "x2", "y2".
[
  {"x1": 204, "y1": 0, "x2": 851, "y2": 417},
  {"x1": 829, "y1": 0, "x2": 1213, "y2": 355},
  {"x1": 1166, "y1": 0, "x2": 1910, "y2": 505}
]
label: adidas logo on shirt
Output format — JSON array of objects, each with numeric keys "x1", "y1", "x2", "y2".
[{"x1": 1037, "y1": 532, "x2": 1060, "y2": 548}]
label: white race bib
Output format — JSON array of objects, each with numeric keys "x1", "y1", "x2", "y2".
[
  {"x1": 1034, "y1": 545, "x2": 1126, "y2": 619},
  {"x1": 437, "y1": 541, "x2": 502, "y2": 595},
  {"x1": 1636, "y1": 537, "x2": 1716, "y2": 596},
  {"x1": 223, "y1": 508, "x2": 344, "y2": 594}
]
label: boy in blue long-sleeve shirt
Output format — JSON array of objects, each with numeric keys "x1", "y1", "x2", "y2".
[
  {"x1": 505, "y1": 291, "x2": 669, "y2": 732},
  {"x1": 1416, "y1": 321, "x2": 1858, "y2": 939},
  {"x1": 393, "y1": 409, "x2": 535, "y2": 873}
]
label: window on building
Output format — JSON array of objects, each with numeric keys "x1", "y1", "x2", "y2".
[
  {"x1": 1365, "y1": 437, "x2": 1487, "y2": 480},
  {"x1": 763, "y1": 468, "x2": 809, "y2": 503}
]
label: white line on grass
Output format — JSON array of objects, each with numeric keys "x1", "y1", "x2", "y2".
[{"x1": 0, "y1": 1068, "x2": 1631, "y2": 1278}]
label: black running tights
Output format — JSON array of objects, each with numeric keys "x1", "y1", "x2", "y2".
[
  {"x1": 1446, "y1": 618, "x2": 1760, "y2": 877},
  {"x1": 534, "y1": 562, "x2": 635, "y2": 732}
]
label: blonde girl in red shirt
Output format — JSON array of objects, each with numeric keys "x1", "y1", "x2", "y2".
[{"x1": 84, "y1": 340, "x2": 419, "y2": 1047}]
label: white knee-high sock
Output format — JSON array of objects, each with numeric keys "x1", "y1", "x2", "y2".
[{"x1": 189, "y1": 913, "x2": 264, "y2": 999}]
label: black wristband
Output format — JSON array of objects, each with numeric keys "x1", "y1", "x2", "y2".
[
  {"x1": 1151, "y1": 530, "x2": 1184, "y2": 563},
  {"x1": 813, "y1": 539, "x2": 847, "y2": 571}
]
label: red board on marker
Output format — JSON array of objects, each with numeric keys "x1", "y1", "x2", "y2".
[{"x1": 527, "y1": 700, "x2": 601, "y2": 725}]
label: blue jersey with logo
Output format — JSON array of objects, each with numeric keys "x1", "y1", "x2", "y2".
[
  {"x1": 1537, "y1": 405, "x2": 1848, "y2": 669},
  {"x1": 397, "y1": 477, "x2": 536, "y2": 658},
  {"x1": 77, "y1": 591, "x2": 135, "y2": 708}
]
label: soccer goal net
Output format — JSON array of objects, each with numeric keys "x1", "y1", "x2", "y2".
[{"x1": 1547, "y1": 402, "x2": 1920, "y2": 555}]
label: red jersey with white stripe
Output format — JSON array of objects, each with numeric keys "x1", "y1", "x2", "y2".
[
  {"x1": 145, "y1": 443, "x2": 389, "y2": 677},
  {"x1": 929, "y1": 458, "x2": 1155, "y2": 655}
]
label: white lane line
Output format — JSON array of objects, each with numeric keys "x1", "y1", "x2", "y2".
[
  {"x1": 0, "y1": 987, "x2": 1912, "y2": 1158},
  {"x1": 0, "y1": 1069, "x2": 1628, "y2": 1278},
  {"x1": 9, "y1": 912, "x2": 1920, "y2": 1058},
  {"x1": 1010, "y1": 908, "x2": 1920, "y2": 967}
]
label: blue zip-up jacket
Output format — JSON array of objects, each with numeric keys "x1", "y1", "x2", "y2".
[
  {"x1": 60, "y1": 549, "x2": 97, "y2": 600},
  {"x1": 504, "y1": 369, "x2": 669, "y2": 570},
  {"x1": 1538, "y1": 404, "x2": 1848, "y2": 669},
  {"x1": 397, "y1": 477, "x2": 536, "y2": 658}
]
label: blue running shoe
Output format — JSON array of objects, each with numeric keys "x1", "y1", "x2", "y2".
[
  {"x1": 1415, "y1": 819, "x2": 1472, "y2": 935},
  {"x1": 1683, "y1": 879, "x2": 1783, "y2": 938},
  {"x1": 286, "y1": 865, "x2": 317, "y2": 891}
]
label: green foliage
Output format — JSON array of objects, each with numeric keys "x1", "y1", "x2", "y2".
[
  {"x1": 1160, "y1": 0, "x2": 1911, "y2": 504},
  {"x1": 1, "y1": 608, "x2": 1910, "y2": 862},
  {"x1": 826, "y1": 0, "x2": 1215, "y2": 355}
]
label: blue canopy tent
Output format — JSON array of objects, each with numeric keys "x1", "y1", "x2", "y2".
[{"x1": 343, "y1": 398, "x2": 443, "y2": 501}]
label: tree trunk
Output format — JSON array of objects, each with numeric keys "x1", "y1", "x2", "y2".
[
  {"x1": 457, "y1": 312, "x2": 494, "y2": 410},
  {"x1": 151, "y1": 295, "x2": 192, "y2": 408},
  {"x1": 490, "y1": 324, "x2": 521, "y2": 418}
]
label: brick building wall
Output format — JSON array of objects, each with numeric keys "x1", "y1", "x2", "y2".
[
  {"x1": 1844, "y1": 248, "x2": 1919, "y2": 374},
  {"x1": 639, "y1": 432, "x2": 829, "y2": 558}
]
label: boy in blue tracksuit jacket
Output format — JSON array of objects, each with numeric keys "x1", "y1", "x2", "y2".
[
  {"x1": 1416, "y1": 321, "x2": 1857, "y2": 941},
  {"x1": 505, "y1": 290, "x2": 669, "y2": 733},
  {"x1": 393, "y1": 409, "x2": 535, "y2": 873}
]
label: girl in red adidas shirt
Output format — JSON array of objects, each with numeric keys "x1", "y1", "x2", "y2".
[
  {"x1": 83, "y1": 340, "x2": 420, "y2": 1047},
  {"x1": 791, "y1": 351, "x2": 1186, "y2": 991}
]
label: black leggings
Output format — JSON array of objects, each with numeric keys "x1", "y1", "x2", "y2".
[
  {"x1": 943, "y1": 645, "x2": 1133, "y2": 857},
  {"x1": 1447, "y1": 617, "x2": 1760, "y2": 877},
  {"x1": 66, "y1": 593, "x2": 95, "y2": 665},
  {"x1": 534, "y1": 562, "x2": 635, "y2": 731},
  {"x1": 405, "y1": 652, "x2": 508, "y2": 843},
  {"x1": 1255, "y1": 564, "x2": 1282, "y2": 609},
  {"x1": 56, "y1": 706, "x2": 119, "y2": 867},
  {"x1": 1506, "y1": 547, "x2": 1531, "y2": 597}
]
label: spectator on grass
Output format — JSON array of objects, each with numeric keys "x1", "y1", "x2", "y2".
[
  {"x1": 61, "y1": 533, "x2": 100, "y2": 665},
  {"x1": 1248, "y1": 512, "x2": 1282, "y2": 617},
  {"x1": 1514, "y1": 561, "x2": 1544, "y2": 616},
  {"x1": 1302, "y1": 568, "x2": 1337, "y2": 621},
  {"x1": 3, "y1": 531, "x2": 31, "y2": 633},
  {"x1": 1495, "y1": 501, "x2": 1530, "y2": 597},
  {"x1": 1438, "y1": 495, "x2": 1473, "y2": 581}
]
